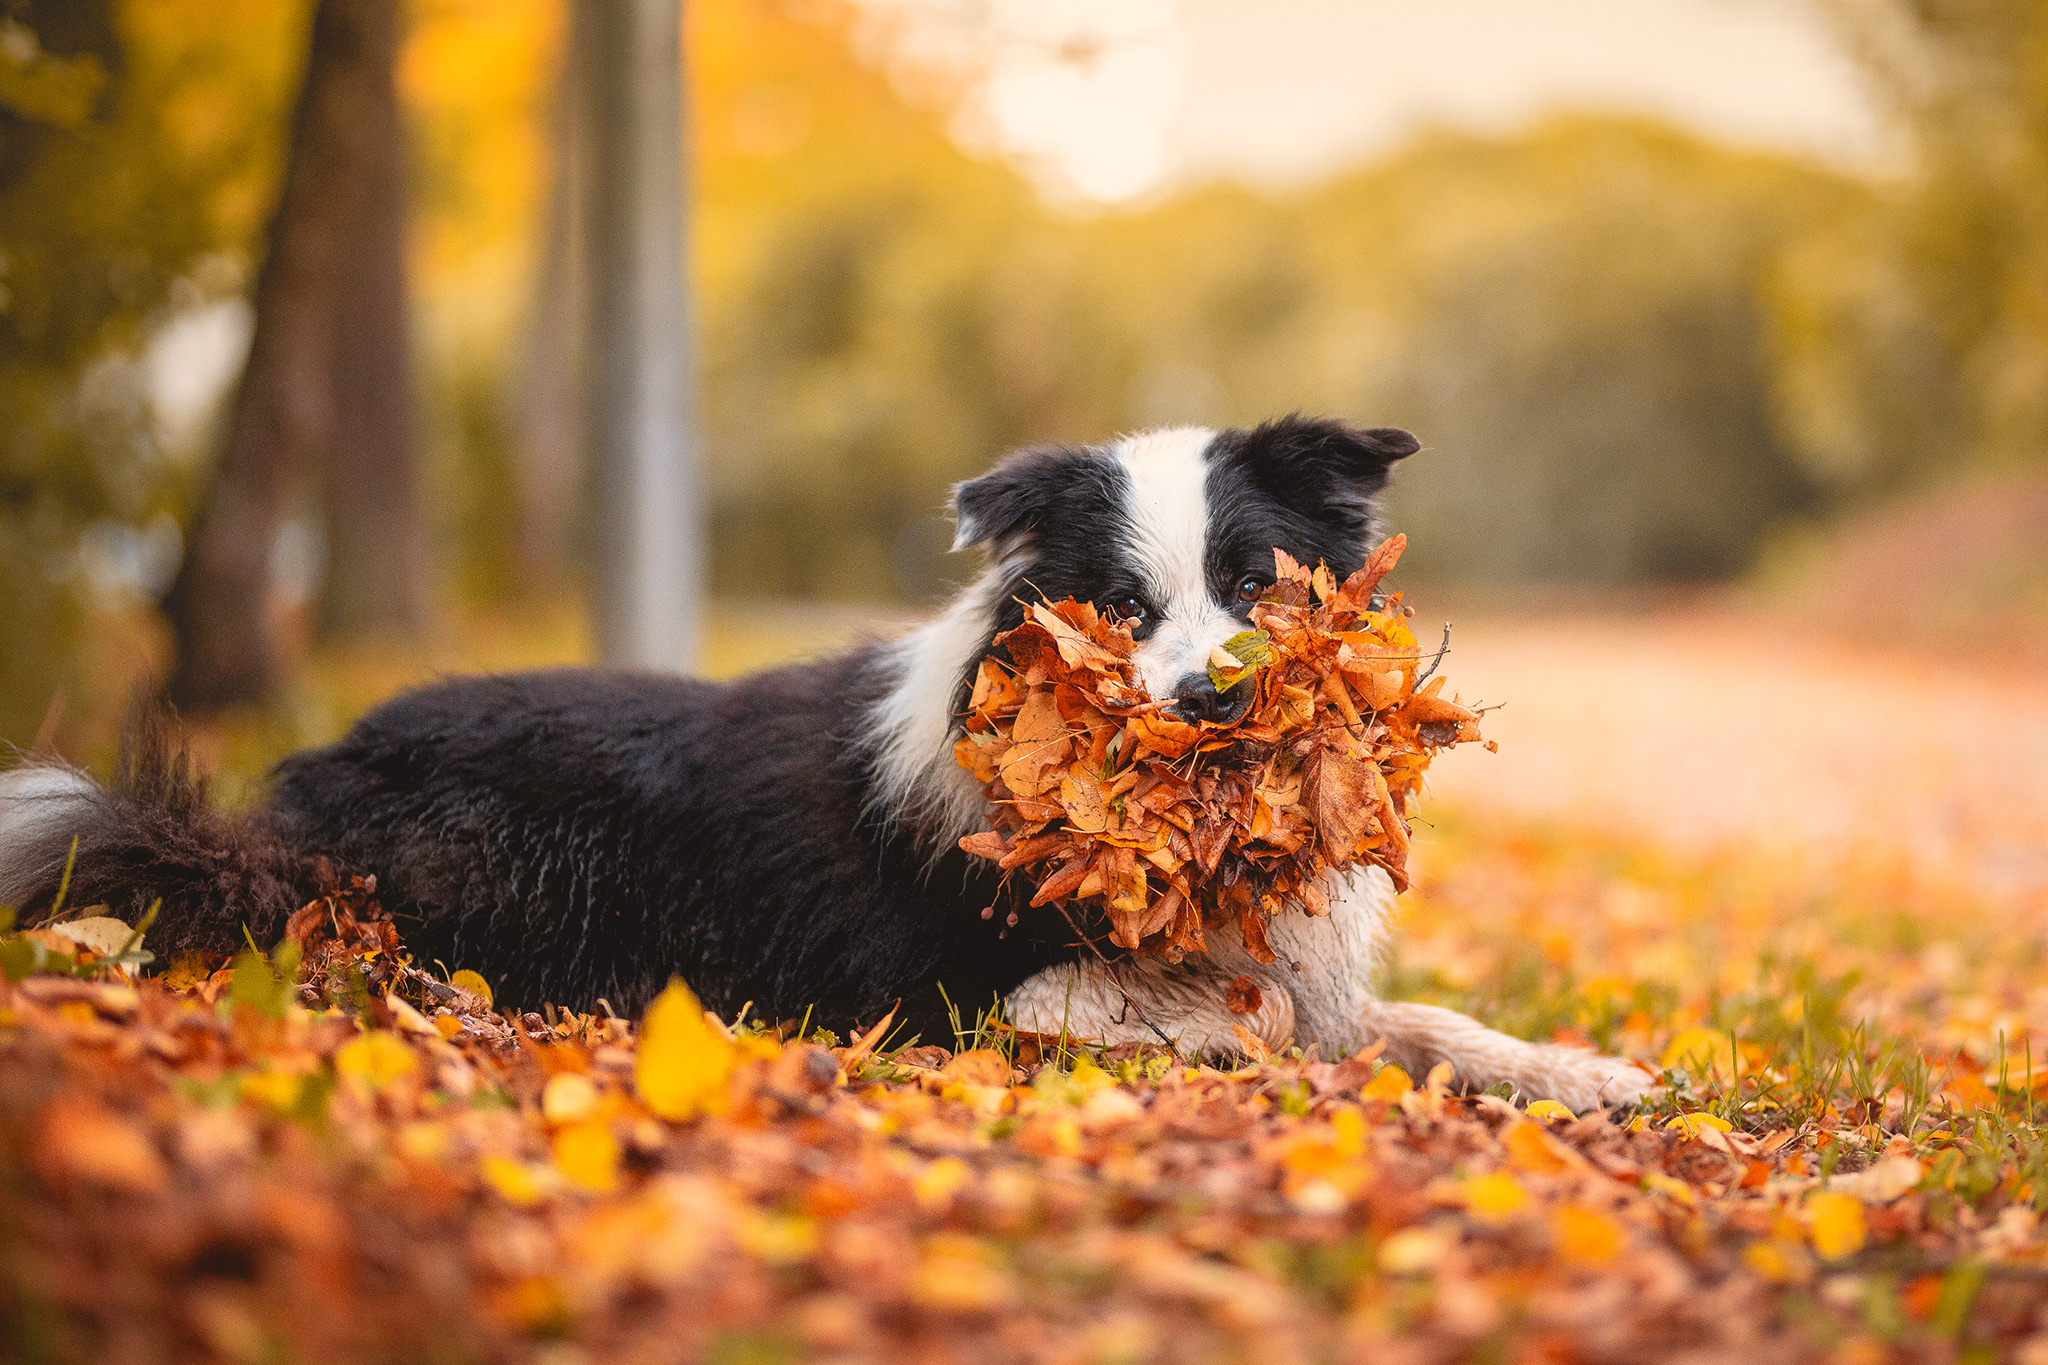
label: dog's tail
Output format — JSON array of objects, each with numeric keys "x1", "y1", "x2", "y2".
[{"x1": 0, "y1": 702, "x2": 310, "y2": 958}]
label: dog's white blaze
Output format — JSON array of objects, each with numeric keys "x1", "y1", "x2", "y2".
[{"x1": 1111, "y1": 427, "x2": 1244, "y2": 702}]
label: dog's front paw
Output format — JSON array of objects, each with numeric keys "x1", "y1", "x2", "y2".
[{"x1": 1533, "y1": 1049, "x2": 1659, "y2": 1115}]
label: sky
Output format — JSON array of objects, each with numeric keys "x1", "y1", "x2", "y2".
[{"x1": 872, "y1": 0, "x2": 1889, "y2": 204}]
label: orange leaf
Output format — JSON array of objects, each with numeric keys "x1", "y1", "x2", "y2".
[{"x1": 1224, "y1": 975, "x2": 1263, "y2": 1015}]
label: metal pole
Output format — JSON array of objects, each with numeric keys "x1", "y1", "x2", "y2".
[{"x1": 578, "y1": 0, "x2": 699, "y2": 672}]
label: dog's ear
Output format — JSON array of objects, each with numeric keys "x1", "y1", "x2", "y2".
[
  {"x1": 1230, "y1": 416, "x2": 1419, "y2": 514},
  {"x1": 950, "y1": 446, "x2": 1099, "y2": 551}
]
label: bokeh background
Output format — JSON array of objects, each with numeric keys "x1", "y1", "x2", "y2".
[{"x1": 3, "y1": 0, "x2": 2046, "y2": 910}]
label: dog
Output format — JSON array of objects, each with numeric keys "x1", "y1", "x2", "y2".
[{"x1": 0, "y1": 416, "x2": 1648, "y2": 1111}]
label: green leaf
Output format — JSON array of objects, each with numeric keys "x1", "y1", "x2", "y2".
[
  {"x1": 0, "y1": 933, "x2": 75, "y2": 982},
  {"x1": 1208, "y1": 629, "x2": 1273, "y2": 693},
  {"x1": 224, "y1": 938, "x2": 303, "y2": 1020},
  {"x1": 0, "y1": 934, "x2": 41, "y2": 982}
]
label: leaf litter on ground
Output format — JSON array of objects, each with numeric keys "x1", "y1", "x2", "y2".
[{"x1": 7, "y1": 855, "x2": 2048, "y2": 1363}]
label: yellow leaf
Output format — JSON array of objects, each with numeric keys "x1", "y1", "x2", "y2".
[
  {"x1": 449, "y1": 969, "x2": 492, "y2": 1005},
  {"x1": 1666, "y1": 1112, "x2": 1734, "y2": 1138},
  {"x1": 1807, "y1": 1191, "x2": 1867, "y2": 1261},
  {"x1": 397, "y1": 1121, "x2": 448, "y2": 1162},
  {"x1": 1331, "y1": 1106, "x2": 1367, "y2": 1158},
  {"x1": 335, "y1": 1032, "x2": 417, "y2": 1094},
  {"x1": 1743, "y1": 1237, "x2": 1811, "y2": 1284},
  {"x1": 552, "y1": 1121, "x2": 620, "y2": 1194},
  {"x1": 1551, "y1": 1203, "x2": 1623, "y2": 1266},
  {"x1": 481, "y1": 1155, "x2": 549, "y2": 1208},
  {"x1": 1359, "y1": 1065, "x2": 1414, "y2": 1102},
  {"x1": 735, "y1": 1211, "x2": 820, "y2": 1265},
  {"x1": 634, "y1": 979, "x2": 737, "y2": 1121},
  {"x1": 909, "y1": 1233, "x2": 1014, "y2": 1312},
  {"x1": 542, "y1": 1073, "x2": 600, "y2": 1125},
  {"x1": 1503, "y1": 1120, "x2": 1577, "y2": 1175},
  {"x1": 1525, "y1": 1099, "x2": 1575, "y2": 1121},
  {"x1": 914, "y1": 1156, "x2": 972, "y2": 1210},
  {"x1": 241, "y1": 1068, "x2": 307, "y2": 1113},
  {"x1": 1661, "y1": 1026, "x2": 1730, "y2": 1073},
  {"x1": 1461, "y1": 1171, "x2": 1529, "y2": 1224}
]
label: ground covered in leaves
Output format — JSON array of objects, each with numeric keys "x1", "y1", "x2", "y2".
[
  {"x1": 5, "y1": 849, "x2": 2048, "y2": 1365},
  {"x1": 8, "y1": 606, "x2": 2048, "y2": 1364}
]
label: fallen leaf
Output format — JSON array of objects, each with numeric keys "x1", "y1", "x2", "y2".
[
  {"x1": 336, "y1": 1031, "x2": 418, "y2": 1094},
  {"x1": 635, "y1": 979, "x2": 737, "y2": 1121},
  {"x1": 1462, "y1": 1171, "x2": 1530, "y2": 1224},
  {"x1": 1223, "y1": 975, "x2": 1263, "y2": 1015},
  {"x1": 1551, "y1": 1203, "x2": 1624, "y2": 1266},
  {"x1": 1807, "y1": 1191, "x2": 1867, "y2": 1260}
]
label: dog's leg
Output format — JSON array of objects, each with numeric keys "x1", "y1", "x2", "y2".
[
  {"x1": 1005, "y1": 954, "x2": 1295, "y2": 1058},
  {"x1": 1358, "y1": 1000, "x2": 1653, "y2": 1112}
]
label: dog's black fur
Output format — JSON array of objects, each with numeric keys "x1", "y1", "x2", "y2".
[
  {"x1": 0, "y1": 417, "x2": 1416, "y2": 1044},
  {"x1": 267, "y1": 660, "x2": 1075, "y2": 1034}
]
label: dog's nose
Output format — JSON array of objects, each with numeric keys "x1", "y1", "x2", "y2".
[{"x1": 1171, "y1": 671, "x2": 1253, "y2": 725}]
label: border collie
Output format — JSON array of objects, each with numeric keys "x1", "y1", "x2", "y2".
[{"x1": 0, "y1": 417, "x2": 1647, "y2": 1111}]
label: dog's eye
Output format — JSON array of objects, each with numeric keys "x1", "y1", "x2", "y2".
[
  {"x1": 1235, "y1": 577, "x2": 1265, "y2": 603},
  {"x1": 1111, "y1": 595, "x2": 1147, "y2": 621}
]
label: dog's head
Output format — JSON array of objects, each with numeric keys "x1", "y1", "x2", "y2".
[
  {"x1": 951, "y1": 417, "x2": 1420, "y2": 720},
  {"x1": 865, "y1": 416, "x2": 1418, "y2": 840}
]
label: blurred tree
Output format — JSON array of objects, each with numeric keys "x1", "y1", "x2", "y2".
[
  {"x1": 167, "y1": 0, "x2": 423, "y2": 709},
  {"x1": 1799, "y1": 0, "x2": 2048, "y2": 481},
  {"x1": 1338, "y1": 121, "x2": 1841, "y2": 583},
  {"x1": 0, "y1": 0, "x2": 300, "y2": 746},
  {"x1": 993, "y1": 119, "x2": 1850, "y2": 585},
  {"x1": 688, "y1": 0, "x2": 1048, "y2": 603}
]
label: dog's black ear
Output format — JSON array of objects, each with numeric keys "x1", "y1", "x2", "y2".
[
  {"x1": 950, "y1": 446, "x2": 1099, "y2": 550},
  {"x1": 1232, "y1": 416, "x2": 1419, "y2": 511}
]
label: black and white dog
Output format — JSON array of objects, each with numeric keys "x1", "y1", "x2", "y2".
[{"x1": 0, "y1": 417, "x2": 1646, "y2": 1110}]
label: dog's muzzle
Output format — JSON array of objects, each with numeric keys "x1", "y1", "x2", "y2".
[{"x1": 1171, "y1": 671, "x2": 1254, "y2": 726}]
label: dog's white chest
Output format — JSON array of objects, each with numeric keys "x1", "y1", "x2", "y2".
[{"x1": 1002, "y1": 866, "x2": 1395, "y2": 1058}]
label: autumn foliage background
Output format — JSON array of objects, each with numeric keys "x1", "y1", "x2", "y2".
[{"x1": 6, "y1": 0, "x2": 2048, "y2": 1358}]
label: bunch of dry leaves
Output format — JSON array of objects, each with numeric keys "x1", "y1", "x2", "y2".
[{"x1": 955, "y1": 536, "x2": 1487, "y2": 962}]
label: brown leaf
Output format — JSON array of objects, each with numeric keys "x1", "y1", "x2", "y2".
[
  {"x1": 1336, "y1": 532, "x2": 1407, "y2": 611},
  {"x1": 1058, "y1": 772, "x2": 1110, "y2": 834},
  {"x1": 959, "y1": 831, "x2": 1010, "y2": 862},
  {"x1": 1241, "y1": 907, "x2": 1278, "y2": 966},
  {"x1": 1302, "y1": 747, "x2": 1377, "y2": 865}
]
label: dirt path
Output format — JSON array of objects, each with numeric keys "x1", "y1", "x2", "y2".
[{"x1": 1419, "y1": 605, "x2": 2048, "y2": 913}]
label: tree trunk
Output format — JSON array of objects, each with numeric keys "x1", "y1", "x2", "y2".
[
  {"x1": 319, "y1": 0, "x2": 426, "y2": 638},
  {"x1": 515, "y1": 15, "x2": 587, "y2": 593},
  {"x1": 579, "y1": 0, "x2": 700, "y2": 672},
  {"x1": 165, "y1": 0, "x2": 418, "y2": 708}
]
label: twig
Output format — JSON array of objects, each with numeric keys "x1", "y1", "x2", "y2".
[
  {"x1": 1049, "y1": 897, "x2": 1183, "y2": 1064},
  {"x1": 1415, "y1": 623, "x2": 1453, "y2": 686}
]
